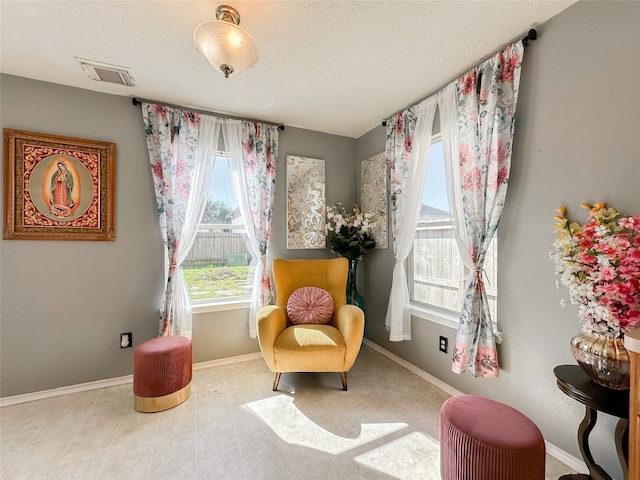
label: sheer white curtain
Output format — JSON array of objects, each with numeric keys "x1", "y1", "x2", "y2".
[
  {"x1": 438, "y1": 84, "x2": 471, "y2": 274},
  {"x1": 170, "y1": 115, "x2": 220, "y2": 337},
  {"x1": 221, "y1": 119, "x2": 279, "y2": 337},
  {"x1": 384, "y1": 97, "x2": 437, "y2": 341}
]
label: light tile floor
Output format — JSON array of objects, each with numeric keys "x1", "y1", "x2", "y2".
[{"x1": 1, "y1": 345, "x2": 576, "y2": 479}]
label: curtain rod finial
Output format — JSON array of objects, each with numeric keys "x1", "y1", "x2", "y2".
[{"x1": 523, "y1": 28, "x2": 537, "y2": 47}]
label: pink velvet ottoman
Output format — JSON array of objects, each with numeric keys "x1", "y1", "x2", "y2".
[
  {"x1": 133, "y1": 335, "x2": 192, "y2": 412},
  {"x1": 439, "y1": 395, "x2": 545, "y2": 480}
]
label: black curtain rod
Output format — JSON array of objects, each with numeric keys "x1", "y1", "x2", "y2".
[
  {"x1": 131, "y1": 97, "x2": 285, "y2": 131},
  {"x1": 380, "y1": 29, "x2": 537, "y2": 128}
]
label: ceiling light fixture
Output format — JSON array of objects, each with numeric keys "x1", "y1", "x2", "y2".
[{"x1": 193, "y1": 4, "x2": 259, "y2": 79}]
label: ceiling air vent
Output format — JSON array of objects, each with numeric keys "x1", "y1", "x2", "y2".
[{"x1": 76, "y1": 58, "x2": 136, "y2": 87}]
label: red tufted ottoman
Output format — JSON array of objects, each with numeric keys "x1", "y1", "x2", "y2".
[
  {"x1": 133, "y1": 335, "x2": 192, "y2": 412},
  {"x1": 439, "y1": 395, "x2": 545, "y2": 480}
]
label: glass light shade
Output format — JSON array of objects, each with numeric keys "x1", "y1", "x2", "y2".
[{"x1": 193, "y1": 20, "x2": 258, "y2": 77}]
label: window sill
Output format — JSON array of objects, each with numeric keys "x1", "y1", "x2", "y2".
[
  {"x1": 410, "y1": 303, "x2": 503, "y2": 344},
  {"x1": 410, "y1": 304, "x2": 460, "y2": 330},
  {"x1": 192, "y1": 298, "x2": 250, "y2": 315}
]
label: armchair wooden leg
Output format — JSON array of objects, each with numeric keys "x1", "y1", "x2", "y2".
[
  {"x1": 340, "y1": 372, "x2": 347, "y2": 391},
  {"x1": 273, "y1": 372, "x2": 281, "y2": 391}
]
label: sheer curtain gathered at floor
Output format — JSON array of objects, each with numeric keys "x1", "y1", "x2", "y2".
[{"x1": 222, "y1": 120, "x2": 279, "y2": 338}]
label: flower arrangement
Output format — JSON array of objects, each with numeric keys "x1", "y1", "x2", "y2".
[
  {"x1": 550, "y1": 202, "x2": 640, "y2": 338},
  {"x1": 326, "y1": 203, "x2": 376, "y2": 260}
]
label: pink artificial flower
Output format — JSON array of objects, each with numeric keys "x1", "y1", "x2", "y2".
[
  {"x1": 620, "y1": 216, "x2": 640, "y2": 232},
  {"x1": 627, "y1": 248, "x2": 640, "y2": 263},
  {"x1": 598, "y1": 266, "x2": 616, "y2": 281}
]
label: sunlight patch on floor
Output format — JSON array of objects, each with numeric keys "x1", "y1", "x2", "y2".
[
  {"x1": 244, "y1": 394, "x2": 408, "y2": 455},
  {"x1": 354, "y1": 431, "x2": 441, "y2": 480}
]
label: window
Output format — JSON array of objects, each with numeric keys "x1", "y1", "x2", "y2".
[
  {"x1": 408, "y1": 139, "x2": 497, "y2": 321},
  {"x1": 182, "y1": 155, "x2": 255, "y2": 304}
]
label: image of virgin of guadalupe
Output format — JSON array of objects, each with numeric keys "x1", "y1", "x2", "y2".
[{"x1": 50, "y1": 160, "x2": 76, "y2": 217}]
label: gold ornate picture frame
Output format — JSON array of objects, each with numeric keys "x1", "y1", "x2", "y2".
[{"x1": 3, "y1": 129, "x2": 116, "y2": 241}]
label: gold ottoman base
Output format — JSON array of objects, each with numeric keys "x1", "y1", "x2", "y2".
[{"x1": 134, "y1": 382, "x2": 191, "y2": 413}]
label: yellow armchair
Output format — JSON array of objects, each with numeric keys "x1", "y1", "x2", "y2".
[{"x1": 256, "y1": 258, "x2": 365, "y2": 391}]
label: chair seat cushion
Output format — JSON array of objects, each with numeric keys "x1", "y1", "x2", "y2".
[
  {"x1": 286, "y1": 286, "x2": 334, "y2": 325},
  {"x1": 273, "y1": 325, "x2": 346, "y2": 372}
]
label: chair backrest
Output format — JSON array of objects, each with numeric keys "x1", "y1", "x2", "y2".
[{"x1": 272, "y1": 258, "x2": 348, "y2": 322}]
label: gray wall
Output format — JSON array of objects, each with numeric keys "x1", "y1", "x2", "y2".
[
  {"x1": 356, "y1": 1, "x2": 639, "y2": 478},
  {"x1": 0, "y1": 75, "x2": 357, "y2": 395}
]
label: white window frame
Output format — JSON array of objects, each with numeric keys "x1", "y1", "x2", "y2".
[{"x1": 184, "y1": 153, "x2": 254, "y2": 312}]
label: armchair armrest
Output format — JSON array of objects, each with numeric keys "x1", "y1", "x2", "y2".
[
  {"x1": 334, "y1": 304, "x2": 365, "y2": 370},
  {"x1": 256, "y1": 305, "x2": 287, "y2": 372}
]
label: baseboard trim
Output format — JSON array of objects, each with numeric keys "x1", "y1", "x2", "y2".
[
  {"x1": 0, "y1": 351, "x2": 263, "y2": 407},
  {"x1": 192, "y1": 352, "x2": 263, "y2": 371},
  {"x1": 545, "y1": 441, "x2": 588, "y2": 475},
  {"x1": 0, "y1": 374, "x2": 133, "y2": 407},
  {"x1": 362, "y1": 338, "x2": 587, "y2": 475}
]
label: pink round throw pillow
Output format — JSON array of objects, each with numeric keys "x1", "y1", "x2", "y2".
[{"x1": 286, "y1": 286, "x2": 334, "y2": 325}]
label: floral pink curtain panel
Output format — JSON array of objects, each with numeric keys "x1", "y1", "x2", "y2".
[
  {"x1": 383, "y1": 40, "x2": 526, "y2": 378},
  {"x1": 450, "y1": 41, "x2": 525, "y2": 377},
  {"x1": 142, "y1": 103, "x2": 200, "y2": 337}
]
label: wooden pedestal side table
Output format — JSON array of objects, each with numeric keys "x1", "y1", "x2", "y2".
[
  {"x1": 624, "y1": 328, "x2": 640, "y2": 480},
  {"x1": 553, "y1": 365, "x2": 629, "y2": 480}
]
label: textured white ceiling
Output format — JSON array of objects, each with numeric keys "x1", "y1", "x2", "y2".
[{"x1": 0, "y1": 1, "x2": 576, "y2": 138}]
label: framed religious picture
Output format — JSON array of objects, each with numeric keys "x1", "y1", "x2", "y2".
[{"x1": 3, "y1": 129, "x2": 116, "y2": 241}]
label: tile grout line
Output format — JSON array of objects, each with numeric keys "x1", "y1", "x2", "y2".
[
  {"x1": 96, "y1": 389, "x2": 128, "y2": 480},
  {"x1": 45, "y1": 391, "x2": 102, "y2": 480}
]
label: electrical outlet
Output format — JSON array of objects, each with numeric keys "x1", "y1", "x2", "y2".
[
  {"x1": 439, "y1": 336, "x2": 448, "y2": 353},
  {"x1": 120, "y1": 332, "x2": 132, "y2": 348}
]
